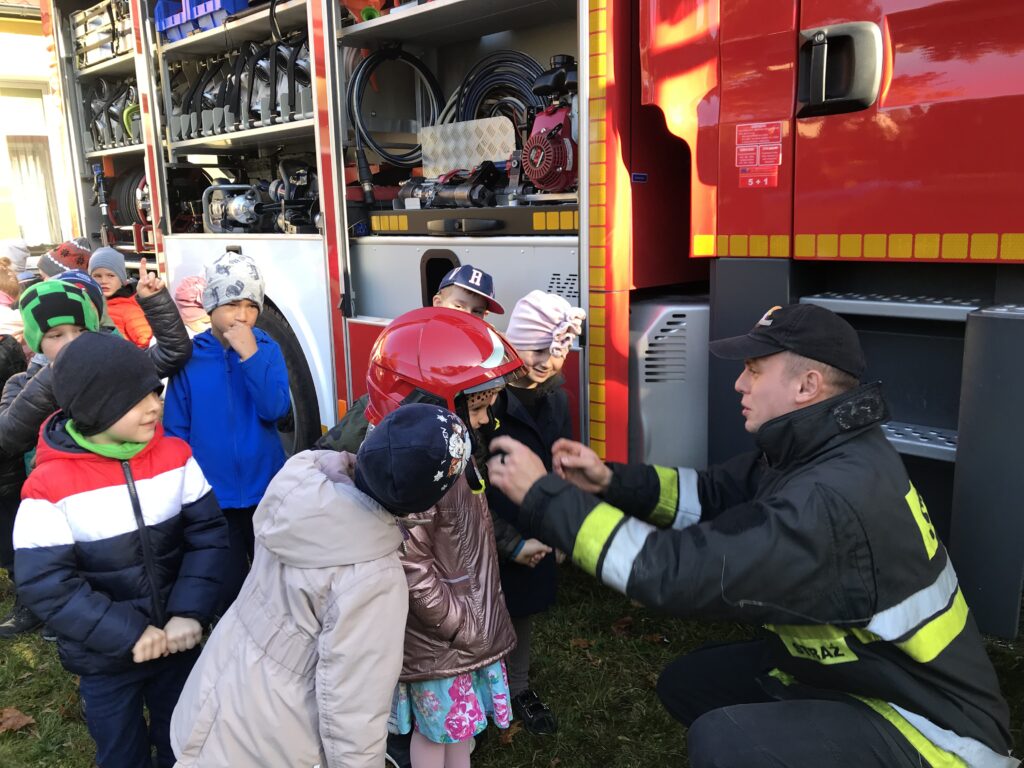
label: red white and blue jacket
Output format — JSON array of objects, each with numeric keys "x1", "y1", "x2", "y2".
[{"x1": 13, "y1": 413, "x2": 229, "y2": 675}]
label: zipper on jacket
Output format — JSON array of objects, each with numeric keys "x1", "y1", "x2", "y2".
[{"x1": 122, "y1": 461, "x2": 166, "y2": 627}]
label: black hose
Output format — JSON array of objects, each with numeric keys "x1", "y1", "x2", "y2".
[
  {"x1": 456, "y1": 50, "x2": 545, "y2": 130},
  {"x1": 346, "y1": 47, "x2": 444, "y2": 203}
]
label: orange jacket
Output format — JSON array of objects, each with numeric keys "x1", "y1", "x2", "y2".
[{"x1": 107, "y1": 290, "x2": 152, "y2": 348}]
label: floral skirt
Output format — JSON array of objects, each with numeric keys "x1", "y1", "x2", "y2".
[{"x1": 388, "y1": 660, "x2": 512, "y2": 743}]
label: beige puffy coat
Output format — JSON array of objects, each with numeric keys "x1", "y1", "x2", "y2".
[{"x1": 170, "y1": 450, "x2": 408, "y2": 768}]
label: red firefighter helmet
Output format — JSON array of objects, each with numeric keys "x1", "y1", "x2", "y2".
[{"x1": 364, "y1": 307, "x2": 524, "y2": 426}]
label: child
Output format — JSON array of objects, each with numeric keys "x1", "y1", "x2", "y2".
[
  {"x1": 12, "y1": 332, "x2": 228, "y2": 768},
  {"x1": 163, "y1": 251, "x2": 290, "y2": 610},
  {"x1": 316, "y1": 263, "x2": 503, "y2": 454},
  {"x1": 0, "y1": 262, "x2": 192, "y2": 458},
  {"x1": 0, "y1": 257, "x2": 27, "y2": 637},
  {"x1": 487, "y1": 290, "x2": 585, "y2": 735},
  {"x1": 170, "y1": 403, "x2": 471, "y2": 767},
  {"x1": 364, "y1": 307, "x2": 523, "y2": 767},
  {"x1": 37, "y1": 240, "x2": 91, "y2": 279},
  {"x1": 172, "y1": 275, "x2": 211, "y2": 337},
  {"x1": 89, "y1": 246, "x2": 153, "y2": 348}
]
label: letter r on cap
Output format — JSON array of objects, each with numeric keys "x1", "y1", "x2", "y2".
[{"x1": 469, "y1": 269, "x2": 483, "y2": 287}]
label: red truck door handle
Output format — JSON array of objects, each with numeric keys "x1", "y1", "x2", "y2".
[{"x1": 797, "y1": 22, "x2": 882, "y2": 118}]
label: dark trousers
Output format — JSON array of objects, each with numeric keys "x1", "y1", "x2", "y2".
[
  {"x1": 78, "y1": 648, "x2": 199, "y2": 768},
  {"x1": 220, "y1": 505, "x2": 257, "y2": 613},
  {"x1": 0, "y1": 493, "x2": 18, "y2": 579},
  {"x1": 656, "y1": 640, "x2": 927, "y2": 768}
]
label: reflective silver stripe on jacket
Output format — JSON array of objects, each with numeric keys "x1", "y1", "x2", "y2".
[
  {"x1": 866, "y1": 555, "x2": 958, "y2": 640},
  {"x1": 672, "y1": 467, "x2": 702, "y2": 529},
  {"x1": 893, "y1": 704, "x2": 1020, "y2": 768},
  {"x1": 600, "y1": 517, "x2": 656, "y2": 593}
]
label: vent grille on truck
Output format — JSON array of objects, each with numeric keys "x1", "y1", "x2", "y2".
[
  {"x1": 547, "y1": 272, "x2": 579, "y2": 303},
  {"x1": 643, "y1": 313, "x2": 689, "y2": 383}
]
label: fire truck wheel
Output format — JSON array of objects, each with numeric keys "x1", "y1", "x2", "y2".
[{"x1": 256, "y1": 304, "x2": 322, "y2": 456}]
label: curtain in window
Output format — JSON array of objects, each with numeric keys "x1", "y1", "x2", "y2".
[{"x1": 5, "y1": 136, "x2": 60, "y2": 244}]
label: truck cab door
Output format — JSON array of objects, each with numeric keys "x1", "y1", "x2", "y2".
[{"x1": 793, "y1": 0, "x2": 1024, "y2": 261}]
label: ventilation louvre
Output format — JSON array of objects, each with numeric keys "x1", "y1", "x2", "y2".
[
  {"x1": 546, "y1": 272, "x2": 579, "y2": 303},
  {"x1": 643, "y1": 312, "x2": 688, "y2": 383}
]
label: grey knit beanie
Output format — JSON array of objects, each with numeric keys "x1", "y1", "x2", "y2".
[
  {"x1": 88, "y1": 247, "x2": 128, "y2": 286},
  {"x1": 202, "y1": 251, "x2": 265, "y2": 313}
]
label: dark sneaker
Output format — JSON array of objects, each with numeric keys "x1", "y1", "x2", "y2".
[
  {"x1": 0, "y1": 603, "x2": 42, "y2": 637},
  {"x1": 511, "y1": 689, "x2": 558, "y2": 735}
]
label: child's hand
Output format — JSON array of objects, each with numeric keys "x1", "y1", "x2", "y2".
[
  {"x1": 132, "y1": 625, "x2": 168, "y2": 663},
  {"x1": 163, "y1": 616, "x2": 203, "y2": 653},
  {"x1": 223, "y1": 323, "x2": 258, "y2": 361},
  {"x1": 514, "y1": 538, "x2": 552, "y2": 568},
  {"x1": 555, "y1": 549, "x2": 567, "y2": 565},
  {"x1": 135, "y1": 257, "x2": 166, "y2": 298}
]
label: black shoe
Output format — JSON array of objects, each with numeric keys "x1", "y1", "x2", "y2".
[
  {"x1": 0, "y1": 603, "x2": 42, "y2": 637},
  {"x1": 511, "y1": 689, "x2": 558, "y2": 735},
  {"x1": 385, "y1": 732, "x2": 412, "y2": 768}
]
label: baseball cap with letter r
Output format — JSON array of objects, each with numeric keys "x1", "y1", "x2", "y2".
[{"x1": 437, "y1": 264, "x2": 504, "y2": 314}]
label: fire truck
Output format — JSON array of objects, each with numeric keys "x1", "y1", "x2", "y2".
[{"x1": 40, "y1": 0, "x2": 1023, "y2": 638}]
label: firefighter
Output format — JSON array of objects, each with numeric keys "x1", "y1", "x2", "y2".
[{"x1": 487, "y1": 304, "x2": 1016, "y2": 768}]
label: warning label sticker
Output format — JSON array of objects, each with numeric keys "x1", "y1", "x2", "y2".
[{"x1": 736, "y1": 121, "x2": 784, "y2": 188}]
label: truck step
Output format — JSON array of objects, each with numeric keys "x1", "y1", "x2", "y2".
[
  {"x1": 800, "y1": 292, "x2": 982, "y2": 322},
  {"x1": 881, "y1": 421, "x2": 957, "y2": 462}
]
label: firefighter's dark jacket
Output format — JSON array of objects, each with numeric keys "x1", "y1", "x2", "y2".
[{"x1": 521, "y1": 383, "x2": 1016, "y2": 768}]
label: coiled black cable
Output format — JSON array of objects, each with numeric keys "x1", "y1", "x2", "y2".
[
  {"x1": 455, "y1": 50, "x2": 545, "y2": 131},
  {"x1": 346, "y1": 47, "x2": 444, "y2": 203}
]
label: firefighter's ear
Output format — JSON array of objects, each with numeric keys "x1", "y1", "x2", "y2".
[{"x1": 795, "y1": 367, "x2": 827, "y2": 404}]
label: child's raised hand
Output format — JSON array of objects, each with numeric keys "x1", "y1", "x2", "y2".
[
  {"x1": 223, "y1": 323, "x2": 258, "y2": 361},
  {"x1": 132, "y1": 624, "x2": 168, "y2": 663},
  {"x1": 135, "y1": 257, "x2": 165, "y2": 299},
  {"x1": 163, "y1": 616, "x2": 203, "y2": 654},
  {"x1": 514, "y1": 538, "x2": 552, "y2": 568}
]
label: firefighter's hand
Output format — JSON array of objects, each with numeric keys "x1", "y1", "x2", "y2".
[
  {"x1": 223, "y1": 323, "x2": 258, "y2": 361},
  {"x1": 163, "y1": 616, "x2": 203, "y2": 654},
  {"x1": 551, "y1": 438, "x2": 612, "y2": 495},
  {"x1": 132, "y1": 625, "x2": 168, "y2": 663},
  {"x1": 513, "y1": 538, "x2": 552, "y2": 568},
  {"x1": 135, "y1": 257, "x2": 165, "y2": 298},
  {"x1": 487, "y1": 436, "x2": 548, "y2": 506}
]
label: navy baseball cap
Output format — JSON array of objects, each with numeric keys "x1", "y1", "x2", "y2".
[
  {"x1": 709, "y1": 303, "x2": 866, "y2": 379},
  {"x1": 437, "y1": 264, "x2": 504, "y2": 314}
]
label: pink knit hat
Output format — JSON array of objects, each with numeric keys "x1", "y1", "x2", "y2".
[
  {"x1": 504, "y1": 290, "x2": 586, "y2": 358},
  {"x1": 174, "y1": 275, "x2": 208, "y2": 324}
]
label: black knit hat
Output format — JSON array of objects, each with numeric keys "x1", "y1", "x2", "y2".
[
  {"x1": 354, "y1": 403, "x2": 472, "y2": 516},
  {"x1": 52, "y1": 332, "x2": 163, "y2": 436}
]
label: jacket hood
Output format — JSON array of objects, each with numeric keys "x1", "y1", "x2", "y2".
[
  {"x1": 253, "y1": 449, "x2": 403, "y2": 568},
  {"x1": 755, "y1": 381, "x2": 889, "y2": 469}
]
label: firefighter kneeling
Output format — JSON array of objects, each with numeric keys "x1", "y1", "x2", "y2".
[{"x1": 488, "y1": 304, "x2": 1016, "y2": 768}]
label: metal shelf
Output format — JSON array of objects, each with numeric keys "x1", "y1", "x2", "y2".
[
  {"x1": 169, "y1": 117, "x2": 315, "y2": 151},
  {"x1": 161, "y1": 0, "x2": 309, "y2": 59},
  {"x1": 881, "y1": 421, "x2": 957, "y2": 462},
  {"x1": 76, "y1": 51, "x2": 136, "y2": 79},
  {"x1": 800, "y1": 292, "x2": 982, "y2": 322},
  {"x1": 338, "y1": 0, "x2": 576, "y2": 47},
  {"x1": 85, "y1": 143, "x2": 145, "y2": 159}
]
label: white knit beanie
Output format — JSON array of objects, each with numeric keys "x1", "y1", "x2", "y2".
[
  {"x1": 202, "y1": 251, "x2": 265, "y2": 313},
  {"x1": 504, "y1": 290, "x2": 586, "y2": 358}
]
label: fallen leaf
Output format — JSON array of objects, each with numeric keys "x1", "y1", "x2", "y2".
[
  {"x1": 570, "y1": 637, "x2": 594, "y2": 649},
  {"x1": 643, "y1": 633, "x2": 670, "y2": 645},
  {"x1": 550, "y1": 759, "x2": 561, "y2": 767},
  {"x1": 0, "y1": 708, "x2": 36, "y2": 733},
  {"x1": 498, "y1": 720, "x2": 523, "y2": 745},
  {"x1": 611, "y1": 616, "x2": 634, "y2": 636}
]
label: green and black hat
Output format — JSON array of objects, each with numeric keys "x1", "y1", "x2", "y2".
[{"x1": 18, "y1": 281, "x2": 101, "y2": 354}]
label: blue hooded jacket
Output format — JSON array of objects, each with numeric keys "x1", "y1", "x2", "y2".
[{"x1": 164, "y1": 328, "x2": 290, "y2": 508}]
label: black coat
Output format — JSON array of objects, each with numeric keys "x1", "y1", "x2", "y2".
[
  {"x1": 486, "y1": 378, "x2": 571, "y2": 617},
  {"x1": 0, "y1": 334, "x2": 26, "y2": 497}
]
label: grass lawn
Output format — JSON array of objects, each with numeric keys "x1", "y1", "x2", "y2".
[{"x1": 1, "y1": 568, "x2": 1021, "y2": 767}]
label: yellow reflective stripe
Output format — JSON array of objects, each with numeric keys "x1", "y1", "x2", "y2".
[
  {"x1": 765, "y1": 624, "x2": 859, "y2": 665},
  {"x1": 896, "y1": 588, "x2": 969, "y2": 663},
  {"x1": 768, "y1": 667, "x2": 796, "y2": 686},
  {"x1": 852, "y1": 696, "x2": 968, "y2": 768},
  {"x1": 572, "y1": 502, "x2": 625, "y2": 577},
  {"x1": 650, "y1": 465, "x2": 679, "y2": 527},
  {"x1": 906, "y1": 483, "x2": 939, "y2": 560}
]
